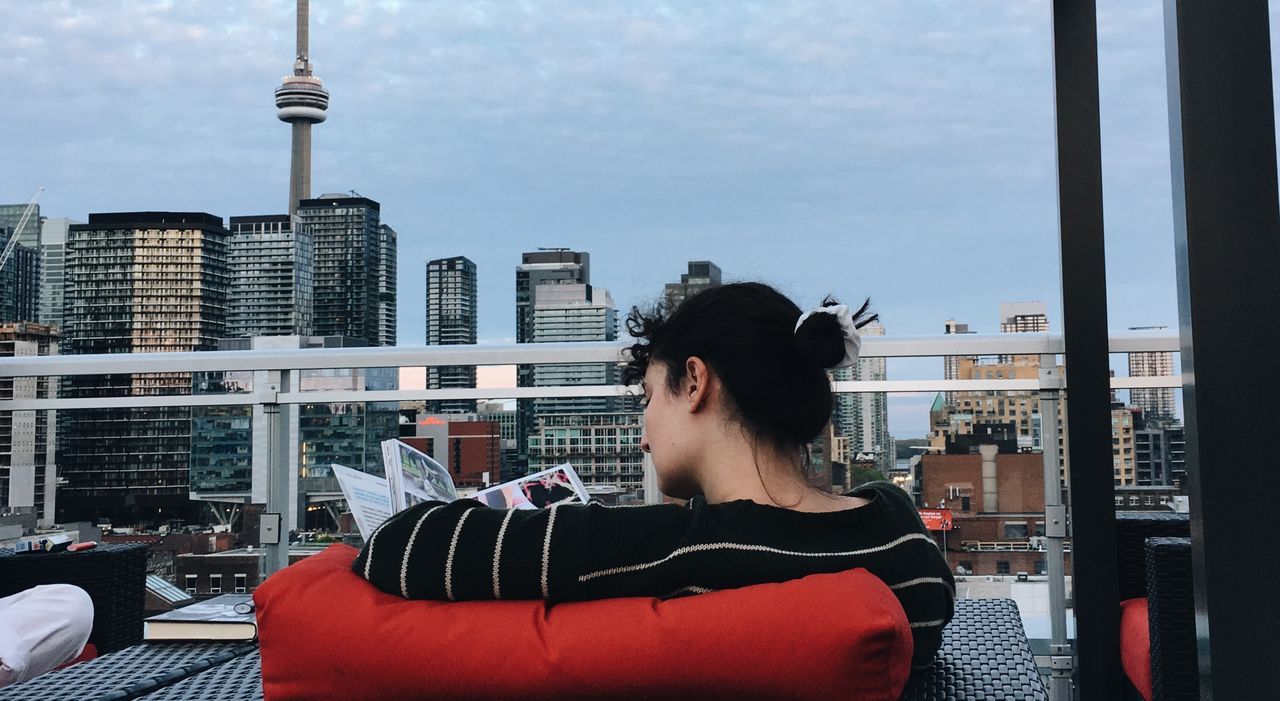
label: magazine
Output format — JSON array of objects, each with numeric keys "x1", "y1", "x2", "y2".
[
  {"x1": 333, "y1": 439, "x2": 591, "y2": 540},
  {"x1": 143, "y1": 593, "x2": 257, "y2": 641}
]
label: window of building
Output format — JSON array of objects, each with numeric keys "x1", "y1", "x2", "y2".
[
  {"x1": 958, "y1": 561, "x2": 974, "y2": 575},
  {"x1": 1129, "y1": 496, "x2": 1140, "y2": 505},
  {"x1": 1115, "y1": 495, "x2": 1124, "y2": 506},
  {"x1": 234, "y1": 573, "x2": 248, "y2": 594},
  {"x1": 210, "y1": 574, "x2": 222, "y2": 594},
  {"x1": 1144, "y1": 496, "x2": 1155, "y2": 506},
  {"x1": 996, "y1": 561, "x2": 1011, "y2": 575},
  {"x1": 961, "y1": 496, "x2": 971, "y2": 512},
  {"x1": 1035, "y1": 560, "x2": 1047, "y2": 576},
  {"x1": 185, "y1": 574, "x2": 198, "y2": 594},
  {"x1": 1004, "y1": 523, "x2": 1029, "y2": 539}
]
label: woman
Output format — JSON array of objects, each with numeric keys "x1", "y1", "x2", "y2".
[{"x1": 354, "y1": 282, "x2": 953, "y2": 670}]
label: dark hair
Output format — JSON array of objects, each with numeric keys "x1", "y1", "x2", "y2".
[{"x1": 623, "y1": 282, "x2": 878, "y2": 453}]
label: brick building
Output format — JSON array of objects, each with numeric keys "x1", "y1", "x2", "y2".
[{"x1": 919, "y1": 446, "x2": 1073, "y2": 577}]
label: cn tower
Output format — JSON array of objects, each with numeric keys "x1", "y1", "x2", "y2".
[{"x1": 275, "y1": 0, "x2": 329, "y2": 218}]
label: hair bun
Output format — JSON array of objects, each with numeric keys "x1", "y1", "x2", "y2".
[{"x1": 793, "y1": 308, "x2": 846, "y2": 370}]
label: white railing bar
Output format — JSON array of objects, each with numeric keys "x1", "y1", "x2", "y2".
[
  {"x1": 0, "y1": 333, "x2": 1182, "y2": 378},
  {"x1": 0, "y1": 375, "x2": 1183, "y2": 412}
]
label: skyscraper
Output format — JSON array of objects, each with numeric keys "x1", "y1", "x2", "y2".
[
  {"x1": 999, "y1": 302, "x2": 1049, "y2": 333},
  {"x1": 0, "y1": 322, "x2": 59, "y2": 526},
  {"x1": 664, "y1": 260, "x2": 722, "y2": 309},
  {"x1": 226, "y1": 214, "x2": 313, "y2": 337},
  {"x1": 425, "y1": 256, "x2": 478, "y2": 414},
  {"x1": 942, "y1": 318, "x2": 975, "y2": 407},
  {"x1": 529, "y1": 282, "x2": 619, "y2": 417},
  {"x1": 514, "y1": 249, "x2": 590, "y2": 467},
  {"x1": 0, "y1": 232, "x2": 39, "y2": 324},
  {"x1": 375, "y1": 224, "x2": 397, "y2": 347},
  {"x1": 59, "y1": 212, "x2": 229, "y2": 523},
  {"x1": 831, "y1": 321, "x2": 892, "y2": 473},
  {"x1": 36, "y1": 218, "x2": 78, "y2": 328},
  {"x1": 1127, "y1": 325, "x2": 1177, "y2": 419},
  {"x1": 299, "y1": 195, "x2": 395, "y2": 347},
  {"x1": 998, "y1": 301, "x2": 1048, "y2": 364},
  {"x1": 275, "y1": 0, "x2": 329, "y2": 218}
]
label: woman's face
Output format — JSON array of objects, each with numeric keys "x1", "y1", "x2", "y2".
[{"x1": 640, "y1": 362, "x2": 700, "y2": 499}]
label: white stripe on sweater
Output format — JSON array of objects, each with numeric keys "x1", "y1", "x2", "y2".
[
  {"x1": 362, "y1": 516, "x2": 397, "y2": 581},
  {"x1": 889, "y1": 576, "x2": 956, "y2": 597},
  {"x1": 910, "y1": 619, "x2": 947, "y2": 629},
  {"x1": 399, "y1": 505, "x2": 446, "y2": 598},
  {"x1": 444, "y1": 508, "x2": 475, "y2": 601},
  {"x1": 540, "y1": 503, "x2": 561, "y2": 599},
  {"x1": 578, "y1": 532, "x2": 936, "y2": 583},
  {"x1": 491, "y1": 509, "x2": 516, "y2": 599},
  {"x1": 664, "y1": 585, "x2": 715, "y2": 598}
]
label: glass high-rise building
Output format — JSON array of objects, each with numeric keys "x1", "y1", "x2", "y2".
[
  {"x1": 831, "y1": 321, "x2": 892, "y2": 474},
  {"x1": 36, "y1": 218, "x2": 78, "y2": 328},
  {"x1": 298, "y1": 195, "x2": 396, "y2": 347},
  {"x1": 426, "y1": 256, "x2": 478, "y2": 414},
  {"x1": 514, "y1": 249, "x2": 591, "y2": 468},
  {"x1": 226, "y1": 214, "x2": 313, "y2": 337},
  {"x1": 0, "y1": 205, "x2": 42, "y2": 325},
  {"x1": 190, "y1": 335, "x2": 398, "y2": 531},
  {"x1": 59, "y1": 212, "x2": 229, "y2": 524}
]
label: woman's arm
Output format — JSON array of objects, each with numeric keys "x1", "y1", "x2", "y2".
[{"x1": 353, "y1": 499, "x2": 698, "y2": 602}]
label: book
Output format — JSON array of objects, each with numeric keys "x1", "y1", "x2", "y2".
[
  {"x1": 332, "y1": 440, "x2": 591, "y2": 540},
  {"x1": 143, "y1": 593, "x2": 257, "y2": 642}
]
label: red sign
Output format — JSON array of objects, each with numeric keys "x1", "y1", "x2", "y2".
[{"x1": 918, "y1": 509, "x2": 954, "y2": 532}]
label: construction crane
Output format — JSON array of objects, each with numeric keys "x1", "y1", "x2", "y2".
[{"x1": 0, "y1": 187, "x2": 44, "y2": 273}]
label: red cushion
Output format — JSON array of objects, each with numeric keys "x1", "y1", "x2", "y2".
[
  {"x1": 52, "y1": 643, "x2": 97, "y2": 671},
  {"x1": 1120, "y1": 598, "x2": 1153, "y2": 701},
  {"x1": 256, "y1": 544, "x2": 912, "y2": 701}
]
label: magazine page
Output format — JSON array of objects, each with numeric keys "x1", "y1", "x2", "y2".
[
  {"x1": 380, "y1": 439, "x2": 404, "y2": 511},
  {"x1": 470, "y1": 463, "x2": 589, "y2": 510},
  {"x1": 380, "y1": 438, "x2": 458, "y2": 510},
  {"x1": 332, "y1": 463, "x2": 394, "y2": 539}
]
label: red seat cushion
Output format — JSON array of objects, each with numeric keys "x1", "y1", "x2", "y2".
[
  {"x1": 1120, "y1": 597, "x2": 1153, "y2": 701},
  {"x1": 255, "y1": 544, "x2": 912, "y2": 701},
  {"x1": 52, "y1": 643, "x2": 97, "y2": 671}
]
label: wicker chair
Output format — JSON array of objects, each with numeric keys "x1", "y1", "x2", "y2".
[
  {"x1": 1115, "y1": 512, "x2": 1197, "y2": 701},
  {"x1": 0, "y1": 543, "x2": 147, "y2": 654}
]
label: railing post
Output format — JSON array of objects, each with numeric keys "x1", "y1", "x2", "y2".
[
  {"x1": 262, "y1": 369, "x2": 293, "y2": 577},
  {"x1": 1163, "y1": 1, "x2": 1280, "y2": 697},
  {"x1": 1039, "y1": 359, "x2": 1072, "y2": 701},
  {"x1": 1051, "y1": 2, "x2": 1121, "y2": 697}
]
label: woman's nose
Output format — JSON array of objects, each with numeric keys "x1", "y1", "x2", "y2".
[{"x1": 640, "y1": 432, "x2": 650, "y2": 453}]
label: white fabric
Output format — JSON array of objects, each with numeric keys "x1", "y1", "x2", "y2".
[
  {"x1": 794, "y1": 303, "x2": 862, "y2": 368},
  {"x1": 0, "y1": 584, "x2": 94, "y2": 689}
]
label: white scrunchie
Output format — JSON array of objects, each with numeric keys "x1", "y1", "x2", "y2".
[{"x1": 794, "y1": 304, "x2": 862, "y2": 369}]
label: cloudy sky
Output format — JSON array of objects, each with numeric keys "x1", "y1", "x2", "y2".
[{"x1": 6, "y1": 1, "x2": 1262, "y2": 434}]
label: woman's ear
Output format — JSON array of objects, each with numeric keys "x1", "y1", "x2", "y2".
[{"x1": 685, "y1": 356, "x2": 712, "y2": 412}]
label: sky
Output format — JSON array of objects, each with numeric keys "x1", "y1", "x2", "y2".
[{"x1": 5, "y1": 1, "x2": 1268, "y2": 436}]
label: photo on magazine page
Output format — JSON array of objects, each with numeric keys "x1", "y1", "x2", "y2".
[
  {"x1": 382, "y1": 438, "x2": 458, "y2": 507},
  {"x1": 470, "y1": 463, "x2": 589, "y2": 510}
]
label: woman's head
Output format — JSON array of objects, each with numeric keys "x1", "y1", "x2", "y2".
[{"x1": 623, "y1": 282, "x2": 877, "y2": 498}]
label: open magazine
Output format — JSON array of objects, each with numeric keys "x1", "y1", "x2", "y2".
[{"x1": 333, "y1": 439, "x2": 590, "y2": 540}]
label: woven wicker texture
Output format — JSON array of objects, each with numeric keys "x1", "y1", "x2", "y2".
[
  {"x1": 136, "y1": 649, "x2": 263, "y2": 701},
  {"x1": 0, "y1": 543, "x2": 146, "y2": 653},
  {"x1": 1116, "y1": 512, "x2": 1190, "y2": 601},
  {"x1": 903, "y1": 598, "x2": 1048, "y2": 700},
  {"x1": 1146, "y1": 537, "x2": 1197, "y2": 701},
  {"x1": 0, "y1": 642, "x2": 255, "y2": 701}
]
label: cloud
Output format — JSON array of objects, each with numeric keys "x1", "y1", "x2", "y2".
[{"x1": 3, "y1": 0, "x2": 1196, "y2": 358}]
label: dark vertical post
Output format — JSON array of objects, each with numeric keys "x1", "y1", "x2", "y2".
[
  {"x1": 1051, "y1": 2, "x2": 1120, "y2": 698},
  {"x1": 1163, "y1": 1, "x2": 1280, "y2": 697}
]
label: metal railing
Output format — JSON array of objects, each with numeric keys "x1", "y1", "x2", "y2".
[{"x1": 1, "y1": 329, "x2": 1182, "y2": 699}]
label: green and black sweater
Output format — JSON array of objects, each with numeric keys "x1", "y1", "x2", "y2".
[{"x1": 353, "y1": 480, "x2": 955, "y2": 669}]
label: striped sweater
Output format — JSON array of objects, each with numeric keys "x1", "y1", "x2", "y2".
[{"x1": 353, "y1": 480, "x2": 955, "y2": 669}]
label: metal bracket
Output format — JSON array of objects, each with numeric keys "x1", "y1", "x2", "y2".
[
  {"x1": 1045, "y1": 504, "x2": 1068, "y2": 538},
  {"x1": 1050, "y1": 655, "x2": 1075, "y2": 671}
]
